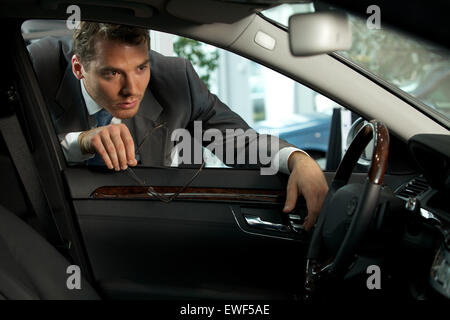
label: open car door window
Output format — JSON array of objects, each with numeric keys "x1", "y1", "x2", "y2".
[{"x1": 21, "y1": 20, "x2": 317, "y2": 299}]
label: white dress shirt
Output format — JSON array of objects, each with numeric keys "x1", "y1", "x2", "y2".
[{"x1": 60, "y1": 80, "x2": 308, "y2": 174}]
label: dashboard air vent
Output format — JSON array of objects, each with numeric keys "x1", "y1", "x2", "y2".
[{"x1": 397, "y1": 175, "x2": 430, "y2": 199}]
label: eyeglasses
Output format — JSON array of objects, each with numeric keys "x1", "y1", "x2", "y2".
[{"x1": 125, "y1": 122, "x2": 205, "y2": 203}]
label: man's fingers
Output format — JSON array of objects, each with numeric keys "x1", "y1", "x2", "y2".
[
  {"x1": 284, "y1": 154, "x2": 329, "y2": 232},
  {"x1": 303, "y1": 216, "x2": 316, "y2": 231},
  {"x1": 302, "y1": 183, "x2": 328, "y2": 231},
  {"x1": 100, "y1": 131, "x2": 120, "y2": 171},
  {"x1": 110, "y1": 127, "x2": 128, "y2": 170},
  {"x1": 82, "y1": 124, "x2": 136, "y2": 170},
  {"x1": 120, "y1": 124, "x2": 137, "y2": 166},
  {"x1": 283, "y1": 178, "x2": 299, "y2": 213},
  {"x1": 92, "y1": 135, "x2": 113, "y2": 169},
  {"x1": 303, "y1": 192, "x2": 319, "y2": 231}
]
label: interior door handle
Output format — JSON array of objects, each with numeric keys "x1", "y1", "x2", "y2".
[{"x1": 244, "y1": 215, "x2": 290, "y2": 233}]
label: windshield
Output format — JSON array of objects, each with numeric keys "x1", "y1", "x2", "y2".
[{"x1": 261, "y1": 3, "x2": 450, "y2": 121}]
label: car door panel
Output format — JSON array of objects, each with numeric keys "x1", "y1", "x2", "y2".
[
  {"x1": 63, "y1": 166, "x2": 409, "y2": 299},
  {"x1": 65, "y1": 167, "x2": 308, "y2": 299}
]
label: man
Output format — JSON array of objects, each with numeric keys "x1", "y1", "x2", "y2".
[{"x1": 28, "y1": 22, "x2": 328, "y2": 231}]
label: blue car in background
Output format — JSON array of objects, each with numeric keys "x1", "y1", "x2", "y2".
[{"x1": 254, "y1": 112, "x2": 332, "y2": 160}]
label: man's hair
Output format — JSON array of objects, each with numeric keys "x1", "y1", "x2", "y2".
[{"x1": 73, "y1": 22, "x2": 150, "y2": 67}]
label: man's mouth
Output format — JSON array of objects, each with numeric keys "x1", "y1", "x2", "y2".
[{"x1": 117, "y1": 99, "x2": 138, "y2": 109}]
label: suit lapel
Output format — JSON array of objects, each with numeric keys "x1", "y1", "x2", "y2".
[
  {"x1": 124, "y1": 86, "x2": 169, "y2": 167},
  {"x1": 54, "y1": 64, "x2": 91, "y2": 133}
]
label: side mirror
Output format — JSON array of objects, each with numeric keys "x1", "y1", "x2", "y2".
[
  {"x1": 289, "y1": 11, "x2": 352, "y2": 56},
  {"x1": 345, "y1": 117, "x2": 374, "y2": 168}
]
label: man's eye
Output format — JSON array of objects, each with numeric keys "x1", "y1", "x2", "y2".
[
  {"x1": 103, "y1": 71, "x2": 118, "y2": 78},
  {"x1": 138, "y1": 65, "x2": 148, "y2": 71}
]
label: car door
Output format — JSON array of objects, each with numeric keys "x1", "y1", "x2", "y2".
[
  {"x1": 58, "y1": 31, "x2": 345, "y2": 299},
  {"x1": 55, "y1": 32, "x2": 354, "y2": 299},
  {"x1": 16, "y1": 21, "x2": 416, "y2": 300},
  {"x1": 64, "y1": 164, "x2": 311, "y2": 299},
  {"x1": 17, "y1": 23, "x2": 316, "y2": 299}
]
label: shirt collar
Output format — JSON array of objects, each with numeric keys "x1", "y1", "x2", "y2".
[{"x1": 80, "y1": 79, "x2": 102, "y2": 115}]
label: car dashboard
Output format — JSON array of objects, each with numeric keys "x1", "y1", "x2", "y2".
[{"x1": 393, "y1": 134, "x2": 450, "y2": 300}]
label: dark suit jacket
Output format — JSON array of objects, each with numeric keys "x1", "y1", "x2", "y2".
[{"x1": 27, "y1": 37, "x2": 292, "y2": 167}]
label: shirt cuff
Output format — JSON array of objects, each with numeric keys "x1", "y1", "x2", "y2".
[
  {"x1": 276, "y1": 147, "x2": 310, "y2": 175},
  {"x1": 60, "y1": 132, "x2": 95, "y2": 163}
]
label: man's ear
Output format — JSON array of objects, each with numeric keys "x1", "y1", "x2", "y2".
[{"x1": 71, "y1": 54, "x2": 84, "y2": 80}]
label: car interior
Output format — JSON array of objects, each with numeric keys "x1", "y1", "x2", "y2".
[{"x1": 0, "y1": 0, "x2": 449, "y2": 301}]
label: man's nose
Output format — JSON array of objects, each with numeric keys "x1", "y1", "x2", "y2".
[{"x1": 120, "y1": 75, "x2": 139, "y2": 96}]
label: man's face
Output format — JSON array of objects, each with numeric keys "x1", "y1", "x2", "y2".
[{"x1": 76, "y1": 38, "x2": 150, "y2": 119}]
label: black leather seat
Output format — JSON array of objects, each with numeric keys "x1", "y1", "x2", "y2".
[{"x1": 0, "y1": 204, "x2": 99, "y2": 299}]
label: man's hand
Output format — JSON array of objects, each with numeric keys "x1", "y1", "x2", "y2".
[
  {"x1": 78, "y1": 123, "x2": 137, "y2": 171},
  {"x1": 283, "y1": 151, "x2": 329, "y2": 231}
]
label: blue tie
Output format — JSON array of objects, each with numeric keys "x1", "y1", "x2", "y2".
[
  {"x1": 88, "y1": 109, "x2": 113, "y2": 166},
  {"x1": 95, "y1": 108, "x2": 113, "y2": 127}
]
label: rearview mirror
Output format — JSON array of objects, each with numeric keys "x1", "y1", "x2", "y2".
[{"x1": 289, "y1": 11, "x2": 352, "y2": 56}]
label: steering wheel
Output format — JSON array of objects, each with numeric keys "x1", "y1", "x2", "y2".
[{"x1": 304, "y1": 120, "x2": 389, "y2": 299}]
